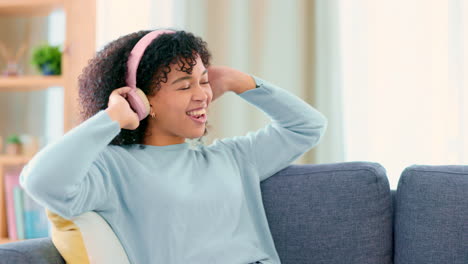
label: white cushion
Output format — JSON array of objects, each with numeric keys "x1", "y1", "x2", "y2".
[{"x1": 71, "y1": 211, "x2": 130, "y2": 264}]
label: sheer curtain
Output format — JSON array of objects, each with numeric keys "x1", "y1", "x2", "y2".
[
  {"x1": 182, "y1": 0, "x2": 319, "y2": 164},
  {"x1": 44, "y1": 11, "x2": 65, "y2": 145},
  {"x1": 338, "y1": 0, "x2": 467, "y2": 188},
  {"x1": 313, "y1": 0, "x2": 346, "y2": 164}
]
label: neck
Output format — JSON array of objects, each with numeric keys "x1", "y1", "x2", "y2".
[
  {"x1": 143, "y1": 119, "x2": 187, "y2": 146},
  {"x1": 142, "y1": 134, "x2": 185, "y2": 147}
]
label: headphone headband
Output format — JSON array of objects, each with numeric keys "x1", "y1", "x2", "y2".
[{"x1": 126, "y1": 29, "x2": 175, "y2": 88}]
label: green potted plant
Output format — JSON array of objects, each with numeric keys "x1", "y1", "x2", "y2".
[
  {"x1": 31, "y1": 44, "x2": 62, "y2": 75},
  {"x1": 6, "y1": 134, "x2": 22, "y2": 155}
]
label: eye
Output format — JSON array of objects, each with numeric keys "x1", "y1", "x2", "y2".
[{"x1": 179, "y1": 81, "x2": 209, "y2": 90}]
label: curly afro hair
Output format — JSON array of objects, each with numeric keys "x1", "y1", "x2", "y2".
[{"x1": 78, "y1": 29, "x2": 212, "y2": 147}]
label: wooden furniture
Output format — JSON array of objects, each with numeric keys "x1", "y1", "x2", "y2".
[{"x1": 0, "y1": 0, "x2": 96, "y2": 244}]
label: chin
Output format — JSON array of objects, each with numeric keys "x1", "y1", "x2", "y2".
[
  {"x1": 186, "y1": 130, "x2": 205, "y2": 139},
  {"x1": 186, "y1": 134, "x2": 204, "y2": 140}
]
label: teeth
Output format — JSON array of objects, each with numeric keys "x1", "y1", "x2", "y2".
[{"x1": 186, "y1": 109, "x2": 206, "y2": 116}]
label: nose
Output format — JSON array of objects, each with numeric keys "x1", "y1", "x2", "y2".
[{"x1": 192, "y1": 83, "x2": 209, "y2": 101}]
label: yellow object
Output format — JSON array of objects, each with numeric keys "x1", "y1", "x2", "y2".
[{"x1": 46, "y1": 209, "x2": 90, "y2": 264}]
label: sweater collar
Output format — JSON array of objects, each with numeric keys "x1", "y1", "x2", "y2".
[{"x1": 137, "y1": 142, "x2": 190, "y2": 151}]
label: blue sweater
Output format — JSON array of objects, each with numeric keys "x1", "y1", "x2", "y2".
[{"x1": 20, "y1": 76, "x2": 327, "y2": 264}]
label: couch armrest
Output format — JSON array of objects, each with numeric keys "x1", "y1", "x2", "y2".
[
  {"x1": 395, "y1": 165, "x2": 468, "y2": 264},
  {"x1": 0, "y1": 237, "x2": 65, "y2": 264}
]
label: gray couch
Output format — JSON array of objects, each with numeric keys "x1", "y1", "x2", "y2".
[{"x1": 1, "y1": 162, "x2": 467, "y2": 264}]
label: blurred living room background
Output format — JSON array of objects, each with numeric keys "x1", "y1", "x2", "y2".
[{"x1": 0, "y1": 0, "x2": 466, "y2": 199}]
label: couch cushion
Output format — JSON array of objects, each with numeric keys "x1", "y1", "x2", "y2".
[
  {"x1": 260, "y1": 162, "x2": 393, "y2": 264},
  {"x1": 0, "y1": 237, "x2": 65, "y2": 264},
  {"x1": 395, "y1": 165, "x2": 468, "y2": 264},
  {"x1": 47, "y1": 209, "x2": 130, "y2": 264},
  {"x1": 47, "y1": 209, "x2": 90, "y2": 264},
  {"x1": 72, "y1": 211, "x2": 130, "y2": 264}
]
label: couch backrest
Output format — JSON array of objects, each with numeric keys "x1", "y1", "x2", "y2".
[
  {"x1": 260, "y1": 162, "x2": 393, "y2": 264},
  {"x1": 394, "y1": 165, "x2": 468, "y2": 264}
]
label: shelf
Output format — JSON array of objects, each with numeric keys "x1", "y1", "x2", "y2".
[
  {"x1": 0, "y1": 154, "x2": 33, "y2": 165},
  {"x1": 0, "y1": 76, "x2": 64, "y2": 91},
  {"x1": 0, "y1": 237, "x2": 19, "y2": 244},
  {"x1": 0, "y1": 0, "x2": 64, "y2": 16},
  {"x1": 0, "y1": 0, "x2": 96, "y2": 240}
]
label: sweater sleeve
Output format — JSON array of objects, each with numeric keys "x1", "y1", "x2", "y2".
[
  {"x1": 19, "y1": 110, "x2": 121, "y2": 219},
  {"x1": 218, "y1": 76, "x2": 328, "y2": 181}
]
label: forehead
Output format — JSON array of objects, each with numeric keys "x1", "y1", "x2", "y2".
[{"x1": 168, "y1": 56, "x2": 206, "y2": 78}]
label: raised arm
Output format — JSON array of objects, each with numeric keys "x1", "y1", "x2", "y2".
[
  {"x1": 208, "y1": 67, "x2": 327, "y2": 181},
  {"x1": 20, "y1": 87, "x2": 138, "y2": 219},
  {"x1": 19, "y1": 110, "x2": 122, "y2": 219}
]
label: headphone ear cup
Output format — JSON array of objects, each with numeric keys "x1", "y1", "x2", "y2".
[
  {"x1": 126, "y1": 88, "x2": 151, "y2": 121},
  {"x1": 134, "y1": 88, "x2": 151, "y2": 115}
]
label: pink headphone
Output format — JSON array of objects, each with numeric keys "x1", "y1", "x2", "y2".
[{"x1": 125, "y1": 29, "x2": 175, "y2": 120}]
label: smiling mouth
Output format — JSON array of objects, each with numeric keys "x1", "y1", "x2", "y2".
[{"x1": 186, "y1": 113, "x2": 207, "y2": 123}]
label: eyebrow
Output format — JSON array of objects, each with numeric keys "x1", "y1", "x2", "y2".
[{"x1": 171, "y1": 69, "x2": 208, "y2": 85}]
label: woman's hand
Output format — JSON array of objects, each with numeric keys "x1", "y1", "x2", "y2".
[
  {"x1": 208, "y1": 66, "x2": 257, "y2": 102},
  {"x1": 105, "y1": 87, "x2": 140, "y2": 130}
]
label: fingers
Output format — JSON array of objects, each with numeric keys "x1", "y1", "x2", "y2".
[
  {"x1": 113, "y1": 86, "x2": 132, "y2": 95},
  {"x1": 111, "y1": 87, "x2": 133, "y2": 99}
]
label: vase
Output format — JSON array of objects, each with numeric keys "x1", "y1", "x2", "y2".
[
  {"x1": 6, "y1": 143, "x2": 21, "y2": 155},
  {"x1": 2, "y1": 61, "x2": 22, "y2": 76},
  {"x1": 40, "y1": 63, "x2": 55, "y2": 75}
]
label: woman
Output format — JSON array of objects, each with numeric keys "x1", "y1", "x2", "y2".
[{"x1": 20, "y1": 29, "x2": 327, "y2": 264}]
